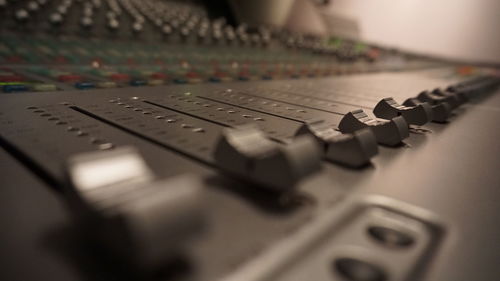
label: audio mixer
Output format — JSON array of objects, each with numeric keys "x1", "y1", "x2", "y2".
[{"x1": 1, "y1": 1, "x2": 500, "y2": 281}]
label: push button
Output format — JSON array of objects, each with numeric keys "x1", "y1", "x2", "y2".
[
  {"x1": 130, "y1": 79, "x2": 147, "y2": 86},
  {"x1": 32, "y1": 83, "x2": 57, "y2": 91},
  {"x1": 150, "y1": 72, "x2": 167, "y2": 80},
  {"x1": 147, "y1": 79, "x2": 164, "y2": 86},
  {"x1": 173, "y1": 78, "x2": 188, "y2": 84},
  {"x1": 75, "y1": 81, "x2": 95, "y2": 90},
  {"x1": 334, "y1": 258, "x2": 387, "y2": 281},
  {"x1": 58, "y1": 74, "x2": 82, "y2": 82},
  {"x1": 0, "y1": 73, "x2": 23, "y2": 82},
  {"x1": 109, "y1": 73, "x2": 130, "y2": 81},
  {"x1": 3, "y1": 84, "x2": 29, "y2": 93},
  {"x1": 97, "y1": 81, "x2": 117, "y2": 88},
  {"x1": 367, "y1": 226, "x2": 415, "y2": 248},
  {"x1": 209, "y1": 76, "x2": 222, "y2": 82}
]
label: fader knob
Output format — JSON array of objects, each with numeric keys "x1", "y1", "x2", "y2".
[
  {"x1": 338, "y1": 109, "x2": 409, "y2": 146},
  {"x1": 65, "y1": 147, "x2": 207, "y2": 268},
  {"x1": 373, "y1": 97, "x2": 433, "y2": 126},
  {"x1": 432, "y1": 88, "x2": 467, "y2": 106},
  {"x1": 417, "y1": 90, "x2": 459, "y2": 109},
  {"x1": 214, "y1": 125, "x2": 321, "y2": 192},
  {"x1": 403, "y1": 98, "x2": 451, "y2": 123},
  {"x1": 296, "y1": 120, "x2": 378, "y2": 167}
]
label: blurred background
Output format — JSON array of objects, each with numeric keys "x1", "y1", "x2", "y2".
[{"x1": 226, "y1": 0, "x2": 500, "y2": 64}]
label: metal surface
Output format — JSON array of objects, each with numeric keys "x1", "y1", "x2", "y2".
[{"x1": 1, "y1": 70, "x2": 500, "y2": 281}]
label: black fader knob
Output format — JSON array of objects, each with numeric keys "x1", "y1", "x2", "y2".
[
  {"x1": 295, "y1": 120, "x2": 378, "y2": 167},
  {"x1": 338, "y1": 109, "x2": 409, "y2": 146},
  {"x1": 417, "y1": 90, "x2": 459, "y2": 109},
  {"x1": 373, "y1": 97, "x2": 433, "y2": 126},
  {"x1": 432, "y1": 88, "x2": 467, "y2": 106},
  {"x1": 214, "y1": 124, "x2": 321, "y2": 192},
  {"x1": 403, "y1": 98, "x2": 451, "y2": 123}
]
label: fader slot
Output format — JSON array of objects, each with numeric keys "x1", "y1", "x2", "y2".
[
  {"x1": 73, "y1": 101, "x2": 221, "y2": 164},
  {"x1": 146, "y1": 95, "x2": 304, "y2": 141}
]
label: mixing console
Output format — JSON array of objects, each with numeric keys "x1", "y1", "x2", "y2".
[
  {"x1": 1, "y1": 1, "x2": 500, "y2": 281},
  {"x1": 0, "y1": 0, "x2": 437, "y2": 94}
]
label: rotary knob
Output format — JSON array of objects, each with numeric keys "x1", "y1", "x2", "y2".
[
  {"x1": 162, "y1": 24, "x2": 172, "y2": 36},
  {"x1": 49, "y1": 12, "x2": 63, "y2": 26},
  {"x1": 15, "y1": 9, "x2": 30, "y2": 22},
  {"x1": 27, "y1": 1, "x2": 40, "y2": 12},
  {"x1": 107, "y1": 18, "x2": 120, "y2": 31},
  {"x1": 80, "y1": 16, "x2": 93, "y2": 29},
  {"x1": 132, "y1": 21, "x2": 143, "y2": 33}
]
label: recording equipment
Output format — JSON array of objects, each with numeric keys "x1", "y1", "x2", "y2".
[{"x1": 1, "y1": 1, "x2": 499, "y2": 281}]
